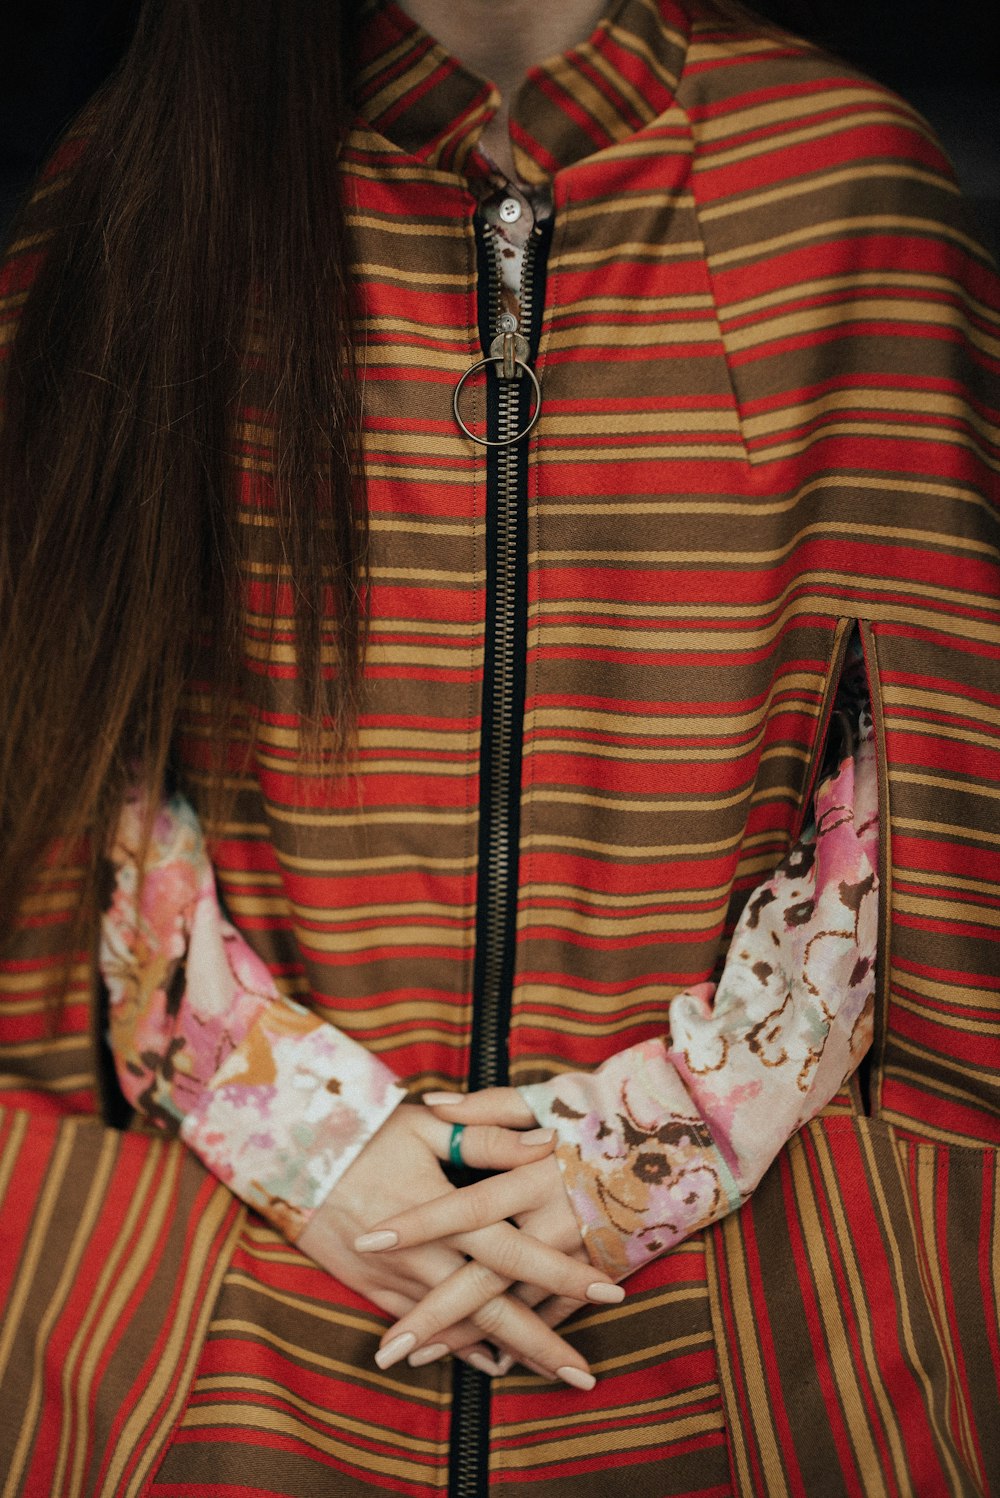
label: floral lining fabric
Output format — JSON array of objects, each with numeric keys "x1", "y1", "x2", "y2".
[
  {"x1": 100, "y1": 665, "x2": 876, "y2": 1269},
  {"x1": 100, "y1": 796, "x2": 407, "y2": 1239},
  {"x1": 519, "y1": 699, "x2": 879, "y2": 1279}
]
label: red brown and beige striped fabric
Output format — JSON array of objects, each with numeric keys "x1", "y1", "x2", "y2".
[{"x1": 1, "y1": 0, "x2": 998, "y2": 1492}]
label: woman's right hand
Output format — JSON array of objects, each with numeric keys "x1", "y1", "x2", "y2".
[{"x1": 296, "y1": 1103, "x2": 604, "y2": 1385}]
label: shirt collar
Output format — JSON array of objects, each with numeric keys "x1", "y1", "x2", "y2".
[{"x1": 355, "y1": 0, "x2": 691, "y2": 184}]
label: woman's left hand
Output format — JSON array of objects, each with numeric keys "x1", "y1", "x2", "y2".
[{"x1": 355, "y1": 1087, "x2": 622, "y2": 1377}]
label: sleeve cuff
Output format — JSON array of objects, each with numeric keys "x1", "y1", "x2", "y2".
[
  {"x1": 519, "y1": 718, "x2": 879, "y2": 1282},
  {"x1": 519, "y1": 1034, "x2": 743, "y2": 1280},
  {"x1": 180, "y1": 997, "x2": 407, "y2": 1241}
]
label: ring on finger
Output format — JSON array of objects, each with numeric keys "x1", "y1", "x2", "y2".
[{"x1": 448, "y1": 1122, "x2": 467, "y2": 1168}]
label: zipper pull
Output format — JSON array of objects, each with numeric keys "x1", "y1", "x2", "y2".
[{"x1": 489, "y1": 313, "x2": 529, "y2": 380}]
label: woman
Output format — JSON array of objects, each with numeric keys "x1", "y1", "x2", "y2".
[{"x1": 1, "y1": 1, "x2": 998, "y2": 1493}]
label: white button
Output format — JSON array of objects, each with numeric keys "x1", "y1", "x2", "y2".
[{"x1": 498, "y1": 196, "x2": 522, "y2": 224}]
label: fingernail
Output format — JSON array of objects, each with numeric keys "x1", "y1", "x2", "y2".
[
  {"x1": 375, "y1": 1332, "x2": 416, "y2": 1369},
  {"x1": 354, "y1": 1230, "x2": 398, "y2": 1252},
  {"x1": 467, "y1": 1351, "x2": 503, "y2": 1377},
  {"x1": 519, "y1": 1128, "x2": 554, "y2": 1146},
  {"x1": 557, "y1": 1365, "x2": 596, "y2": 1391},
  {"x1": 423, "y1": 1091, "x2": 465, "y2": 1106},
  {"x1": 586, "y1": 1282, "x2": 625, "y2": 1304},
  {"x1": 408, "y1": 1342, "x2": 450, "y2": 1368}
]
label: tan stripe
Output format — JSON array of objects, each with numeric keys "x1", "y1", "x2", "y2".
[
  {"x1": 853, "y1": 1129, "x2": 964, "y2": 1491},
  {"x1": 883, "y1": 1042, "x2": 1000, "y2": 1097},
  {"x1": 203, "y1": 1318, "x2": 446, "y2": 1407},
  {"x1": 743, "y1": 389, "x2": 1000, "y2": 444},
  {"x1": 889, "y1": 966, "x2": 996, "y2": 1004},
  {"x1": 495, "y1": 1406, "x2": 722, "y2": 1470},
  {"x1": 184, "y1": 1373, "x2": 445, "y2": 1454},
  {"x1": 0, "y1": 1121, "x2": 76, "y2": 1389},
  {"x1": 517, "y1": 906, "x2": 732, "y2": 938},
  {"x1": 1, "y1": 1128, "x2": 117, "y2": 1498},
  {"x1": 710, "y1": 214, "x2": 986, "y2": 269},
  {"x1": 529, "y1": 522, "x2": 1000, "y2": 568},
  {"x1": 520, "y1": 880, "x2": 735, "y2": 908},
  {"x1": 348, "y1": 259, "x2": 471, "y2": 289},
  {"x1": 907, "y1": 1146, "x2": 980, "y2": 1474},
  {"x1": 745, "y1": 422, "x2": 994, "y2": 467},
  {"x1": 278, "y1": 850, "x2": 472, "y2": 874},
  {"x1": 0, "y1": 1035, "x2": 96, "y2": 1062},
  {"x1": 497, "y1": 1380, "x2": 716, "y2": 1435},
  {"x1": 787, "y1": 1134, "x2": 895, "y2": 1494},
  {"x1": 702, "y1": 162, "x2": 960, "y2": 225},
  {"x1": 703, "y1": 110, "x2": 940, "y2": 172},
  {"x1": 297, "y1": 925, "x2": 469, "y2": 954},
  {"x1": 724, "y1": 268, "x2": 994, "y2": 322},
  {"x1": 893, "y1": 816, "x2": 1000, "y2": 849},
  {"x1": 267, "y1": 804, "x2": 475, "y2": 829},
  {"x1": 692, "y1": 86, "x2": 907, "y2": 144},
  {"x1": 521, "y1": 829, "x2": 743, "y2": 858},
  {"x1": 540, "y1": 409, "x2": 741, "y2": 433},
  {"x1": 0, "y1": 1109, "x2": 30, "y2": 1217},
  {"x1": 727, "y1": 311, "x2": 1000, "y2": 367},
  {"x1": 892, "y1": 770, "x2": 1000, "y2": 802},
  {"x1": 103, "y1": 1186, "x2": 242, "y2": 1498},
  {"x1": 55, "y1": 1141, "x2": 180, "y2": 1497},
  {"x1": 709, "y1": 1217, "x2": 791, "y2": 1497},
  {"x1": 878, "y1": 1105, "x2": 993, "y2": 1150},
  {"x1": 218, "y1": 1268, "x2": 382, "y2": 1335},
  {"x1": 881, "y1": 686, "x2": 1000, "y2": 731},
  {"x1": 555, "y1": 238, "x2": 704, "y2": 267},
  {"x1": 0, "y1": 1073, "x2": 93, "y2": 1097},
  {"x1": 893, "y1": 892, "x2": 1000, "y2": 929},
  {"x1": 178, "y1": 1396, "x2": 441, "y2": 1482}
]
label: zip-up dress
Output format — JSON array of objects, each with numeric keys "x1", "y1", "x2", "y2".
[{"x1": 1, "y1": 1, "x2": 999, "y2": 1494}]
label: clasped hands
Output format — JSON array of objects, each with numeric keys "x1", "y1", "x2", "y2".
[{"x1": 297, "y1": 1089, "x2": 622, "y2": 1389}]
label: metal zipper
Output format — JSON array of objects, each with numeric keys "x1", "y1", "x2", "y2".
[
  {"x1": 472, "y1": 217, "x2": 542, "y2": 1086},
  {"x1": 448, "y1": 213, "x2": 546, "y2": 1498}
]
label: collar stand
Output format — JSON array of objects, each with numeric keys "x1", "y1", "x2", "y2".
[{"x1": 356, "y1": 0, "x2": 690, "y2": 181}]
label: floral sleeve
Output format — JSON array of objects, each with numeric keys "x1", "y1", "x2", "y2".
[
  {"x1": 99, "y1": 793, "x2": 407, "y2": 1241},
  {"x1": 519, "y1": 696, "x2": 879, "y2": 1282}
]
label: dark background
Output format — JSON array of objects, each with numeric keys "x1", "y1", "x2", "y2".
[{"x1": 1, "y1": 0, "x2": 998, "y2": 253}]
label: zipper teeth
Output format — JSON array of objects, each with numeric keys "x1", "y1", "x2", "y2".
[
  {"x1": 475, "y1": 224, "x2": 539, "y2": 1089},
  {"x1": 452, "y1": 1366, "x2": 487, "y2": 1498},
  {"x1": 452, "y1": 218, "x2": 542, "y2": 1498}
]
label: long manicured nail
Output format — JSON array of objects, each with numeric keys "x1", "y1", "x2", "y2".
[
  {"x1": 423, "y1": 1091, "x2": 465, "y2": 1106},
  {"x1": 354, "y1": 1230, "x2": 398, "y2": 1252},
  {"x1": 586, "y1": 1282, "x2": 625, "y2": 1304},
  {"x1": 467, "y1": 1351, "x2": 503, "y2": 1377},
  {"x1": 408, "y1": 1342, "x2": 450, "y2": 1368},
  {"x1": 557, "y1": 1365, "x2": 596, "y2": 1391},
  {"x1": 375, "y1": 1332, "x2": 416, "y2": 1369},
  {"x1": 519, "y1": 1128, "x2": 554, "y2": 1146}
]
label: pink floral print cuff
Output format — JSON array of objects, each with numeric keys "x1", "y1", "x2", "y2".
[
  {"x1": 100, "y1": 793, "x2": 407, "y2": 1240},
  {"x1": 519, "y1": 712, "x2": 879, "y2": 1281}
]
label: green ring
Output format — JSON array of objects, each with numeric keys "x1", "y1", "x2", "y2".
[{"x1": 448, "y1": 1122, "x2": 467, "y2": 1168}]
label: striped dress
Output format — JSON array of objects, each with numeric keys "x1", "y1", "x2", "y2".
[{"x1": 1, "y1": 1, "x2": 998, "y2": 1494}]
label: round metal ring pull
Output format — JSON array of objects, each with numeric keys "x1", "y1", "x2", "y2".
[{"x1": 452, "y1": 357, "x2": 543, "y2": 448}]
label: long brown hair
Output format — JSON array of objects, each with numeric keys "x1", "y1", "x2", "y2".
[{"x1": 0, "y1": 0, "x2": 367, "y2": 940}]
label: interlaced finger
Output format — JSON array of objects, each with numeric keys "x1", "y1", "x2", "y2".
[{"x1": 376, "y1": 1257, "x2": 597, "y2": 1389}]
